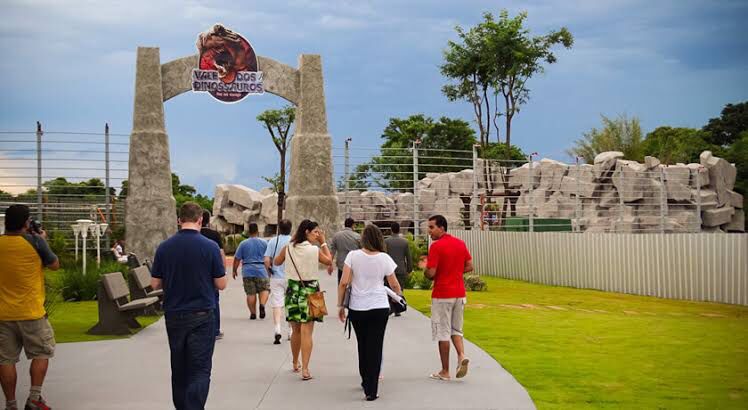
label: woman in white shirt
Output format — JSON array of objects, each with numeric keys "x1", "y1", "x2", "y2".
[
  {"x1": 274, "y1": 219, "x2": 332, "y2": 381},
  {"x1": 337, "y1": 224, "x2": 402, "y2": 401}
]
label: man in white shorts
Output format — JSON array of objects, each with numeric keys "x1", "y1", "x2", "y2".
[
  {"x1": 264, "y1": 219, "x2": 292, "y2": 344},
  {"x1": 424, "y1": 215, "x2": 474, "y2": 381}
]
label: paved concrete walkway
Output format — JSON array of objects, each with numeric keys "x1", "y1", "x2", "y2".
[{"x1": 17, "y1": 267, "x2": 534, "y2": 409}]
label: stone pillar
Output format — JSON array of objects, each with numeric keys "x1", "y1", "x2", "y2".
[
  {"x1": 286, "y1": 54, "x2": 340, "y2": 236},
  {"x1": 126, "y1": 47, "x2": 177, "y2": 262}
]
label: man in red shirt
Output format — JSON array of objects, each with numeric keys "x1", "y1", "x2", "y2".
[{"x1": 424, "y1": 214, "x2": 474, "y2": 381}]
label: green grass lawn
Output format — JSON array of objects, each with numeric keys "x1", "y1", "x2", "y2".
[
  {"x1": 405, "y1": 276, "x2": 748, "y2": 410},
  {"x1": 47, "y1": 301, "x2": 161, "y2": 343}
]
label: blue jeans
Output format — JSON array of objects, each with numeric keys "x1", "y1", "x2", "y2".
[
  {"x1": 165, "y1": 310, "x2": 216, "y2": 410},
  {"x1": 214, "y1": 292, "x2": 221, "y2": 335}
]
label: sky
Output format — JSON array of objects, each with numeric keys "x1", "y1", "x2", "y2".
[{"x1": 1, "y1": 0, "x2": 747, "y2": 196}]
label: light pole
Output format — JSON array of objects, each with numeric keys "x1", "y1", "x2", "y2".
[
  {"x1": 90, "y1": 223, "x2": 108, "y2": 267},
  {"x1": 76, "y1": 219, "x2": 93, "y2": 275},
  {"x1": 71, "y1": 223, "x2": 82, "y2": 261}
]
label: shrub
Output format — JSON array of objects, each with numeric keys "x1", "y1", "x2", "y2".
[
  {"x1": 405, "y1": 269, "x2": 433, "y2": 290},
  {"x1": 405, "y1": 233, "x2": 428, "y2": 264},
  {"x1": 58, "y1": 258, "x2": 130, "y2": 301},
  {"x1": 224, "y1": 234, "x2": 247, "y2": 255},
  {"x1": 464, "y1": 274, "x2": 487, "y2": 291}
]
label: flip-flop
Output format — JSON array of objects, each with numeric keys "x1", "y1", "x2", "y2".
[
  {"x1": 302, "y1": 374, "x2": 314, "y2": 381},
  {"x1": 292, "y1": 363, "x2": 301, "y2": 373},
  {"x1": 429, "y1": 373, "x2": 450, "y2": 381},
  {"x1": 456, "y1": 358, "x2": 470, "y2": 378}
]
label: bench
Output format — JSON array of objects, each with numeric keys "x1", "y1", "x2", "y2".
[
  {"x1": 129, "y1": 265, "x2": 163, "y2": 314},
  {"x1": 87, "y1": 272, "x2": 160, "y2": 335}
]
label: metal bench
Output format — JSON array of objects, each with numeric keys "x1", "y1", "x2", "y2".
[{"x1": 87, "y1": 272, "x2": 160, "y2": 335}]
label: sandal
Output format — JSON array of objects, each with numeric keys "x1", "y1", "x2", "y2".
[
  {"x1": 292, "y1": 362, "x2": 301, "y2": 373},
  {"x1": 301, "y1": 371, "x2": 313, "y2": 381},
  {"x1": 456, "y1": 358, "x2": 470, "y2": 379},
  {"x1": 429, "y1": 372, "x2": 450, "y2": 381}
]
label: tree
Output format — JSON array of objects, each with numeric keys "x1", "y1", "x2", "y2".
[
  {"x1": 0, "y1": 189, "x2": 13, "y2": 200},
  {"x1": 702, "y1": 101, "x2": 748, "y2": 146},
  {"x1": 364, "y1": 115, "x2": 478, "y2": 191},
  {"x1": 567, "y1": 114, "x2": 645, "y2": 163},
  {"x1": 723, "y1": 131, "x2": 747, "y2": 209},
  {"x1": 441, "y1": 10, "x2": 573, "y2": 150},
  {"x1": 170, "y1": 173, "x2": 213, "y2": 211},
  {"x1": 642, "y1": 127, "x2": 715, "y2": 165},
  {"x1": 257, "y1": 105, "x2": 295, "y2": 226},
  {"x1": 338, "y1": 163, "x2": 371, "y2": 191}
]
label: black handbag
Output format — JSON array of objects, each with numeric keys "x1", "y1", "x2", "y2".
[{"x1": 389, "y1": 292, "x2": 407, "y2": 315}]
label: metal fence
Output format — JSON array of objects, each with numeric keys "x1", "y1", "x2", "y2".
[
  {"x1": 0, "y1": 123, "x2": 128, "y2": 246},
  {"x1": 454, "y1": 229, "x2": 748, "y2": 306},
  {"x1": 333, "y1": 142, "x2": 724, "y2": 235}
]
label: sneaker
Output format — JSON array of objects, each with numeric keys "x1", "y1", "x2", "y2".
[
  {"x1": 24, "y1": 397, "x2": 51, "y2": 410},
  {"x1": 5, "y1": 401, "x2": 18, "y2": 410},
  {"x1": 259, "y1": 305, "x2": 266, "y2": 319},
  {"x1": 216, "y1": 332, "x2": 224, "y2": 340},
  {"x1": 274, "y1": 333, "x2": 281, "y2": 345},
  {"x1": 250, "y1": 313, "x2": 257, "y2": 320}
]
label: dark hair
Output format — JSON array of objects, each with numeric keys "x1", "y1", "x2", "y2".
[
  {"x1": 361, "y1": 224, "x2": 386, "y2": 252},
  {"x1": 179, "y1": 202, "x2": 203, "y2": 223},
  {"x1": 390, "y1": 222, "x2": 400, "y2": 234},
  {"x1": 278, "y1": 219, "x2": 292, "y2": 236},
  {"x1": 292, "y1": 219, "x2": 318, "y2": 245},
  {"x1": 4, "y1": 204, "x2": 30, "y2": 231},
  {"x1": 428, "y1": 214, "x2": 448, "y2": 231},
  {"x1": 344, "y1": 217, "x2": 355, "y2": 228},
  {"x1": 201, "y1": 210, "x2": 211, "y2": 227},
  {"x1": 248, "y1": 223, "x2": 259, "y2": 235}
]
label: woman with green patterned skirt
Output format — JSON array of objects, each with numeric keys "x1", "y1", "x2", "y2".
[{"x1": 274, "y1": 219, "x2": 333, "y2": 381}]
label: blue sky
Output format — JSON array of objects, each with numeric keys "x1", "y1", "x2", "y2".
[{"x1": 1, "y1": 0, "x2": 747, "y2": 196}]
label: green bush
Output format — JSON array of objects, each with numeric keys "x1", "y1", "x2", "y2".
[
  {"x1": 58, "y1": 259, "x2": 129, "y2": 301},
  {"x1": 405, "y1": 233, "x2": 428, "y2": 264},
  {"x1": 47, "y1": 231, "x2": 68, "y2": 258},
  {"x1": 224, "y1": 234, "x2": 247, "y2": 255},
  {"x1": 464, "y1": 274, "x2": 487, "y2": 291},
  {"x1": 405, "y1": 269, "x2": 433, "y2": 290}
]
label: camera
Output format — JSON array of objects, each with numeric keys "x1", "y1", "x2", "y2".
[{"x1": 29, "y1": 219, "x2": 43, "y2": 235}]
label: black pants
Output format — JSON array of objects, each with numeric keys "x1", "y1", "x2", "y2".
[
  {"x1": 349, "y1": 308, "x2": 390, "y2": 398},
  {"x1": 165, "y1": 310, "x2": 216, "y2": 410}
]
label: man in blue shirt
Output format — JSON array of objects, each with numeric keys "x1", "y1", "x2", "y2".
[
  {"x1": 263, "y1": 219, "x2": 292, "y2": 344},
  {"x1": 232, "y1": 223, "x2": 268, "y2": 320},
  {"x1": 150, "y1": 202, "x2": 227, "y2": 410}
]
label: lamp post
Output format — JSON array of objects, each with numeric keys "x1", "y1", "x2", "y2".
[
  {"x1": 76, "y1": 219, "x2": 93, "y2": 275},
  {"x1": 71, "y1": 223, "x2": 82, "y2": 261},
  {"x1": 89, "y1": 223, "x2": 108, "y2": 267}
]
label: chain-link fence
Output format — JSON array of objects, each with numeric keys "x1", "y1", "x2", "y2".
[
  {"x1": 0, "y1": 123, "x2": 128, "y2": 247},
  {"x1": 334, "y1": 142, "x2": 734, "y2": 235}
]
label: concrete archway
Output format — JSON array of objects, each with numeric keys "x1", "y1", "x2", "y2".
[{"x1": 126, "y1": 47, "x2": 338, "y2": 261}]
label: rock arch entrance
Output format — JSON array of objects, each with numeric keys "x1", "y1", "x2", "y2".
[{"x1": 126, "y1": 47, "x2": 338, "y2": 260}]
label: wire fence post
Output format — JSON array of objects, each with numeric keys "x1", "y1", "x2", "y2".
[
  {"x1": 528, "y1": 154, "x2": 535, "y2": 233},
  {"x1": 659, "y1": 168, "x2": 667, "y2": 234},
  {"x1": 344, "y1": 137, "x2": 351, "y2": 218},
  {"x1": 105, "y1": 123, "x2": 111, "y2": 249},
  {"x1": 695, "y1": 167, "x2": 702, "y2": 233},
  {"x1": 412, "y1": 139, "x2": 420, "y2": 237},
  {"x1": 618, "y1": 166, "x2": 625, "y2": 227},
  {"x1": 574, "y1": 157, "x2": 581, "y2": 233},
  {"x1": 472, "y1": 144, "x2": 479, "y2": 230},
  {"x1": 35, "y1": 121, "x2": 43, "y2": 222}
]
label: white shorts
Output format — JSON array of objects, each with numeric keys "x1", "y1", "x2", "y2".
[
  {"x1": 431, "y1": 298, "x2": 466, "y2": 341},
  {"x1": 269, "y1": 278, "x2": 287, "y2": 308}
]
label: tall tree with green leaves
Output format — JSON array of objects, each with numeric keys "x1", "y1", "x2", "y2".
[
  {"x1": 257, "y1": 105, "x2": 295, "y2": 225},
  {"x1": 702, "y1": 101, "x2": 747, "y2": 147},
  {"x1": 642, "y1": 127, "x2": 715, "y2": 165},
  {"x1": 567, "y1": 114, "x2": 645, "y2": 163},
  {"x1": 441, "y1": 10, "x2": 573, "y2": 150}
]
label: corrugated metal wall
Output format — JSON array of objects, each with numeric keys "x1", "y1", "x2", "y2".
[{"x1": 452, "y1": 230, "x2": 748, "y2": 306}]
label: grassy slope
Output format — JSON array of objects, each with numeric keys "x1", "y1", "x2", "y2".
[
  {"x1": 406, "y1": 276, "x2": 748, "y2": 409},
  {"x1": 48, "y1": 301, "x2": 160, "y2": 343}
]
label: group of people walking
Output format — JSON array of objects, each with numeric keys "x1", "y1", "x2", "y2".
[{"x1": 0, "y1": 201, "x2": 474, "y2": 410}]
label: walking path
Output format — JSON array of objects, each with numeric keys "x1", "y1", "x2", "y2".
[{"x1": 18, "y1": 265, "x2": 534, "y2": 409}]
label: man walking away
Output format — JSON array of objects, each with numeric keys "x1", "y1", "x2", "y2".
[
  {"x1": 328, "y1": 217, "x2": 361, "y2": 283},
  {"x1": 384, "y1": 222, "x2": 412, "y2": 316},
  {"x1": 232, "y1": 223, "x2": 269, "y2": 320},
  {"x1": 263, "y1": 219, "x2": 292, "y2": 344},
  {"x1": 150, "y1": 202, "x2": 227, "y2": 410},
  {"x1": 200, "y1": 211, "x2": 226, "y2": 340},
  {"x1": 0, "y1": 205, "x2": 59, "y2": 410},
  {"x1": 424, "y1": 215, "x2": 473, "y2": 381}
]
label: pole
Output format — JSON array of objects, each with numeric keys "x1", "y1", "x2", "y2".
[
  {"x1": 344, "y1": 137, "x2": 351, "y2": 218},
  {"x1": 659, "y1": 168, "x2": 667, "y2": 234},
  {"x1": 36, "y1": 121, "x2": 43, "y2": 222},
  {"x1": 413, "y1": 139, "x2": 420, "y2": 237},
  {"x1": 575, "y1": 157, "x2": 581, "y2": 233},
  {"x1": 528, "y1": 154, "x2": 535, "y2": 233},
  {"x1": 472, "y1": 144, "x2": 479, "y2": 230},
  {"x1": 696, "y1": 167, "x2": 702, "y2": 232},
  {"x1": 105, "y1": 123, "x2": 111, "y2": 249}
]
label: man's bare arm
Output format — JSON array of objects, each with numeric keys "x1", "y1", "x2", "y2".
[
  {"x1": 464, "y1": 259, "x2": 474, "y2": 274},
  {"x1": 151, "y1": 277, "x2": 163, "y2": 290},
  {"x1": 424, "y1": 267, "x2": 437, "y2": 280},
  {"x1": 214, "y1": 275, "x2": 228, "y2": 290}
]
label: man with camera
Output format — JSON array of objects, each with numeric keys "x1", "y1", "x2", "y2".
[{"x1": 0, "y1": 205, "x2": 60, "y2": 410}]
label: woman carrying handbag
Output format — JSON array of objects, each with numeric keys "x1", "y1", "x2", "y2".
[
  {"x1": 337, "y1": 224, "x2": 403, "y2": 401},
  {"x1": 274, "y1": 219, "x2": 333, "y2": 381}
]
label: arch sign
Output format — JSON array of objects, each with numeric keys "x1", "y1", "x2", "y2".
[{"x1": 192, "y1": 24, "x2": 264, "y2": 103}]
